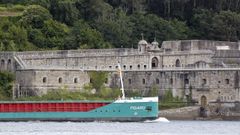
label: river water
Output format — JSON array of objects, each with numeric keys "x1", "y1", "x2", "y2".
[{"x1": 0, "y1": 120, "x2": 239, "y2": 135}]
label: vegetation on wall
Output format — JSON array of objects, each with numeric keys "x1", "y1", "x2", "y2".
[
  {"x1": 160, "y1": 89, "x2": 186, "y2": 109},
  {"x1": 0, "y1": 0, "x2": 239, "y2": 51},
  {"x1": 0, "y1": 71, "x2": 15, "y2": 100}
]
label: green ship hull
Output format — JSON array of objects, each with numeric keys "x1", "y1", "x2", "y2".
[{"x1": 0, "y1": 97, "x2": 158, "y2": 122}]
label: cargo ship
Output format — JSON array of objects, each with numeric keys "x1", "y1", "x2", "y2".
[{"x1": 0, "y1": 63, "x2": 158, "y2": 121}]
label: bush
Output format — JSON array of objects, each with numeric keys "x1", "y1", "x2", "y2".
[
  {"x1": 0, "y1": 71, "x2": 15, "y2": 100},
  {"x1": 9, "y1": 5, "x2": 26, "y2": 12},
  {"x1": 159, "y1": 89, "x2": 186, "y2": 110},
  {"x1": 125, "y1": 90, "x2": 141, "y2": 97}
]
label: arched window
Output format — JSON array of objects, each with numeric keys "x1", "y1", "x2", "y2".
[
  {"x1": 176, "y1": 59, "x2": 181, "y2": 67},
  {"x1": 142, "y1": 79, "x2": 145, "y2": 84},
  {"x1": 170, "y1": 78, "x2": 173, "y2": 85},
  {"x1": 201, "y1": 95, "x2": 207, "y2": 107},
  {"x1": 156, "y1": 78, "x2": 159, "y2": 84},
  {"x1": 0, "y1": 59, "x2": 5, "y2": 69},
  {"x1": 74, "y1": 78, "x2": 78, "y2": 83},
  {"x1": 184, "y1": 79, "x2": 189, "y2": 84},
  {"x1": 128, "y1": 79, "x2": 132, "y2": 84},
  {"x1": 58, "y1": 77, "x2": 62, "y2": 83},
  {"x1": 225, "y1": 79, "x2": 229, "y2": 84},
  {"x1": 137, "y1": 64, "x2": 140, "y2": 69},
  {"x1": 151, "y1": 57, "x2": 158, "y2": 68},
  {"x1": 123, "y1": 65, "x2": 126, "y2": 70},
  {"x1": 130, "y1": 65, "x2": 132, "y2": 70},
  {"x1": 7, "y1": 59, "x2": 11, "y2": 70},
  {"x1": 144, "y1": 65, "x2": 147, "y2": 69},
  {"x1": 43, "y1": 77, "x2": 47, "y2": 83},
  {"x1": 202, "y1": 79, "x2": 206, "y2": 85},
  {"x1": 90, "y1": 78, "x2": 93, "y2": 83},
  {"x1": 105, "y1": 78, "x2": 108, "y2": 84}
]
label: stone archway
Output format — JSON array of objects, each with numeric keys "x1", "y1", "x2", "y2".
[
  {"x1": 200, "y1": 95, "x2": 207, "y2": 107},
  {"x1": 7, "y1": 59, "x2": 11, "y2": 70},
  {"x1": 176, "y1": 59, "x2": 181, "y2": 67},
  {"x1": 151, "y1": 57, "x2": 158, "y2": 69},
  {"x1": 0, "y1": 59, "x2": 5, "y2": 70}
]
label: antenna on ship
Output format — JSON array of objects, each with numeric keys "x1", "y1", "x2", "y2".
[{"x1": 117, "y1": 62, "x2": 125, "y2": 99}]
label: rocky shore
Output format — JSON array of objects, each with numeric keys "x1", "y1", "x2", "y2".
[{"x1": 159, "y1": 103, "x2": 240, "y2": 120}]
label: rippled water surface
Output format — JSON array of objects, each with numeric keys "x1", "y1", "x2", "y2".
[{"x1": 0, "y1": 121, "x2": 239, "y2": 135}]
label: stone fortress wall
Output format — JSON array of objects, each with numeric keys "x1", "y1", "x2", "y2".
[{"x1": 1, "y1": 39, "x2": 240, "y2": 106}]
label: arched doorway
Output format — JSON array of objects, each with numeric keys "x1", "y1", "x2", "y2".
[
  {"x1": 200, "y1": 95, "x2": 207, "y2": 107},
  {"x1": 0, "y1": 59, "x2": 5, "y2": 70},
  {"x1": 151, "y1": 57, "x2": 158, "y2": 69},
  {"x1": 7, "y1": 59, "x2": 11, "y2": 70},
  {"x1": 176, "y1": 59, "x2": 181, "y2": 67}
]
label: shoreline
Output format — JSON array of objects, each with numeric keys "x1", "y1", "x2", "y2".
[{"x1": 158, "y1": 106, "x2": 240, "y2": 121}]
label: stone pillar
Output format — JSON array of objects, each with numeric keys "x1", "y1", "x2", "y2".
[{"x1": 238, "y1": 41, "x2": 240, "y2": 50}]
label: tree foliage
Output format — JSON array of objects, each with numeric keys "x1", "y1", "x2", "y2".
[
  {"x1": 0, "y1": 71, "x2": 15, "y2": 100},
  {"x1": 89, "y1": 71, "x2": 108, "y2": 93},
  {"x1": 0, "y1": 0, "x2": 240, "y2": 50}
]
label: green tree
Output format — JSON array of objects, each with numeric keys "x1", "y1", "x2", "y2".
[
  {"x1": 89, "y1": 71, "x2": 108, "y2": 93},
  {"x1": 148, "y1": 86, "x2": 158, "y2": 97},
  {"x1": 212, "y1": 11, "x2": 240, "y2": 41},
  {"x1": 63, "y1": 20, "x2": 110, "y2": 49},
  {"x1": 42, "y1": 19, "x2": 69, "y2": 49},
  {"x1": 0, "y1": 71, "x2": 15, "y2": 99},
  {"x1": 76, "y1": 0, "x2": 113, "y2": 21},
  {"x1": 94, "y1": 8, "x2": 133, "y2": 48},
  {"x1": 21, "y1": 5, "x2": 52, "y2": 29},
  {"x1": 49, "y1": 0, "x2": 79, "y2": 26},
  {"x1": 190, "y1": 9, "x2": 216, "y2": 39},
  {"x1": 130, "y1": 13, "x2": 189, "y2": 46},
  {"x1": 0, "y1": 18, "x2": 33, "y2": 51},
  {"x1": 191, "y1": 9, "x2": 240, "y2": 41}
]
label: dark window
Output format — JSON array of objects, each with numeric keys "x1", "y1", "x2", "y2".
[
  {"x1": 151, "y1": 57, "x2": 158, "y2": 68},
  {"x1": 225, "y1": 79, "x2": 229, "y2": 84},
  {"x1": 74, "y1": 78, "x2": 78, "y2": 83},
  {"x1": 184, "y1": 79, "x2": 189, "y2": 84},
  {"x1": 123, "y1": 65, "x2": 126, "y2": 70},
  {"x1": 90, "y1": 78, "x2": 93, "y2": 83},
  {"x1": 105, "y1": 78, "x2": 108, "y2": 84},
  {"x1": 202, "y1": 79, "x2": 206, "y2": 85},
  {"x1": 142, "y1": 79, "x2": 145, "y2": 84},
  {"x1": 137, "y1": 64, "x2": 140, "y2": 69},
  {"x1": 58, "y1": 77, "x2": 62, "y2": 83},
  {"x1": 144, "y1": 65, "x2": 147, "y2": 69},
  {"x1": 7, "y1": 59, "x2": 11, "y2": 64},
  {"x1": 128, "y1": 79, "x2": 132, "y2": 84},
  {"x1": 109, "y1": 66, "x2": 112, "y2": 69},
  {"x1": 43, "y1": 77, "x2": 47, "y2": 83},
  {"x1": 176, "y1": 59, "x2": 181, "y2": 67},
  {"x1": 170, "y1": 78, "x2": 173, "y2": 85},
  {"x1": 156, "y1": 78, "x2": 159, "y2": 84},
  {"x1": 0, "y1": 59, "x2": 5, "y2": 68},
  {"x1": 130, "y1": 65, "x2": 132, "y2": 70},
  {"x1": 7, "y1": 59, "x2": 11, "y2": 70}
]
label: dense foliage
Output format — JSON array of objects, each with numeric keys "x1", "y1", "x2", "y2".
[
  {"x1": 0, "y1": 0, "x2": 240, "y2": 51},
  {"x1": 0, "y1": 71, "x2": 14, "y2": 100},
  {"x1": 160, "y1": 89, "x2": 186, "y2": 109}
]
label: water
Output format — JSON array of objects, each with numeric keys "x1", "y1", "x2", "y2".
[{"x1": 0, "y1": 121, "x2": 239, "y2": 135}]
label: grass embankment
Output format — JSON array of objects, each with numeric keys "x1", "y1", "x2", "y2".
[
  {"x1": 0, "y1": 5, "x2": 25, "y2": 16},
  {"x1": 18, "y1": 86, "x2": 122, "y2": 101}
]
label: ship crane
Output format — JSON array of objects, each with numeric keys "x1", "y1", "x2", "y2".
[{"x1": 117, "y1": 62, "x2": 125, "y2": 99}]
